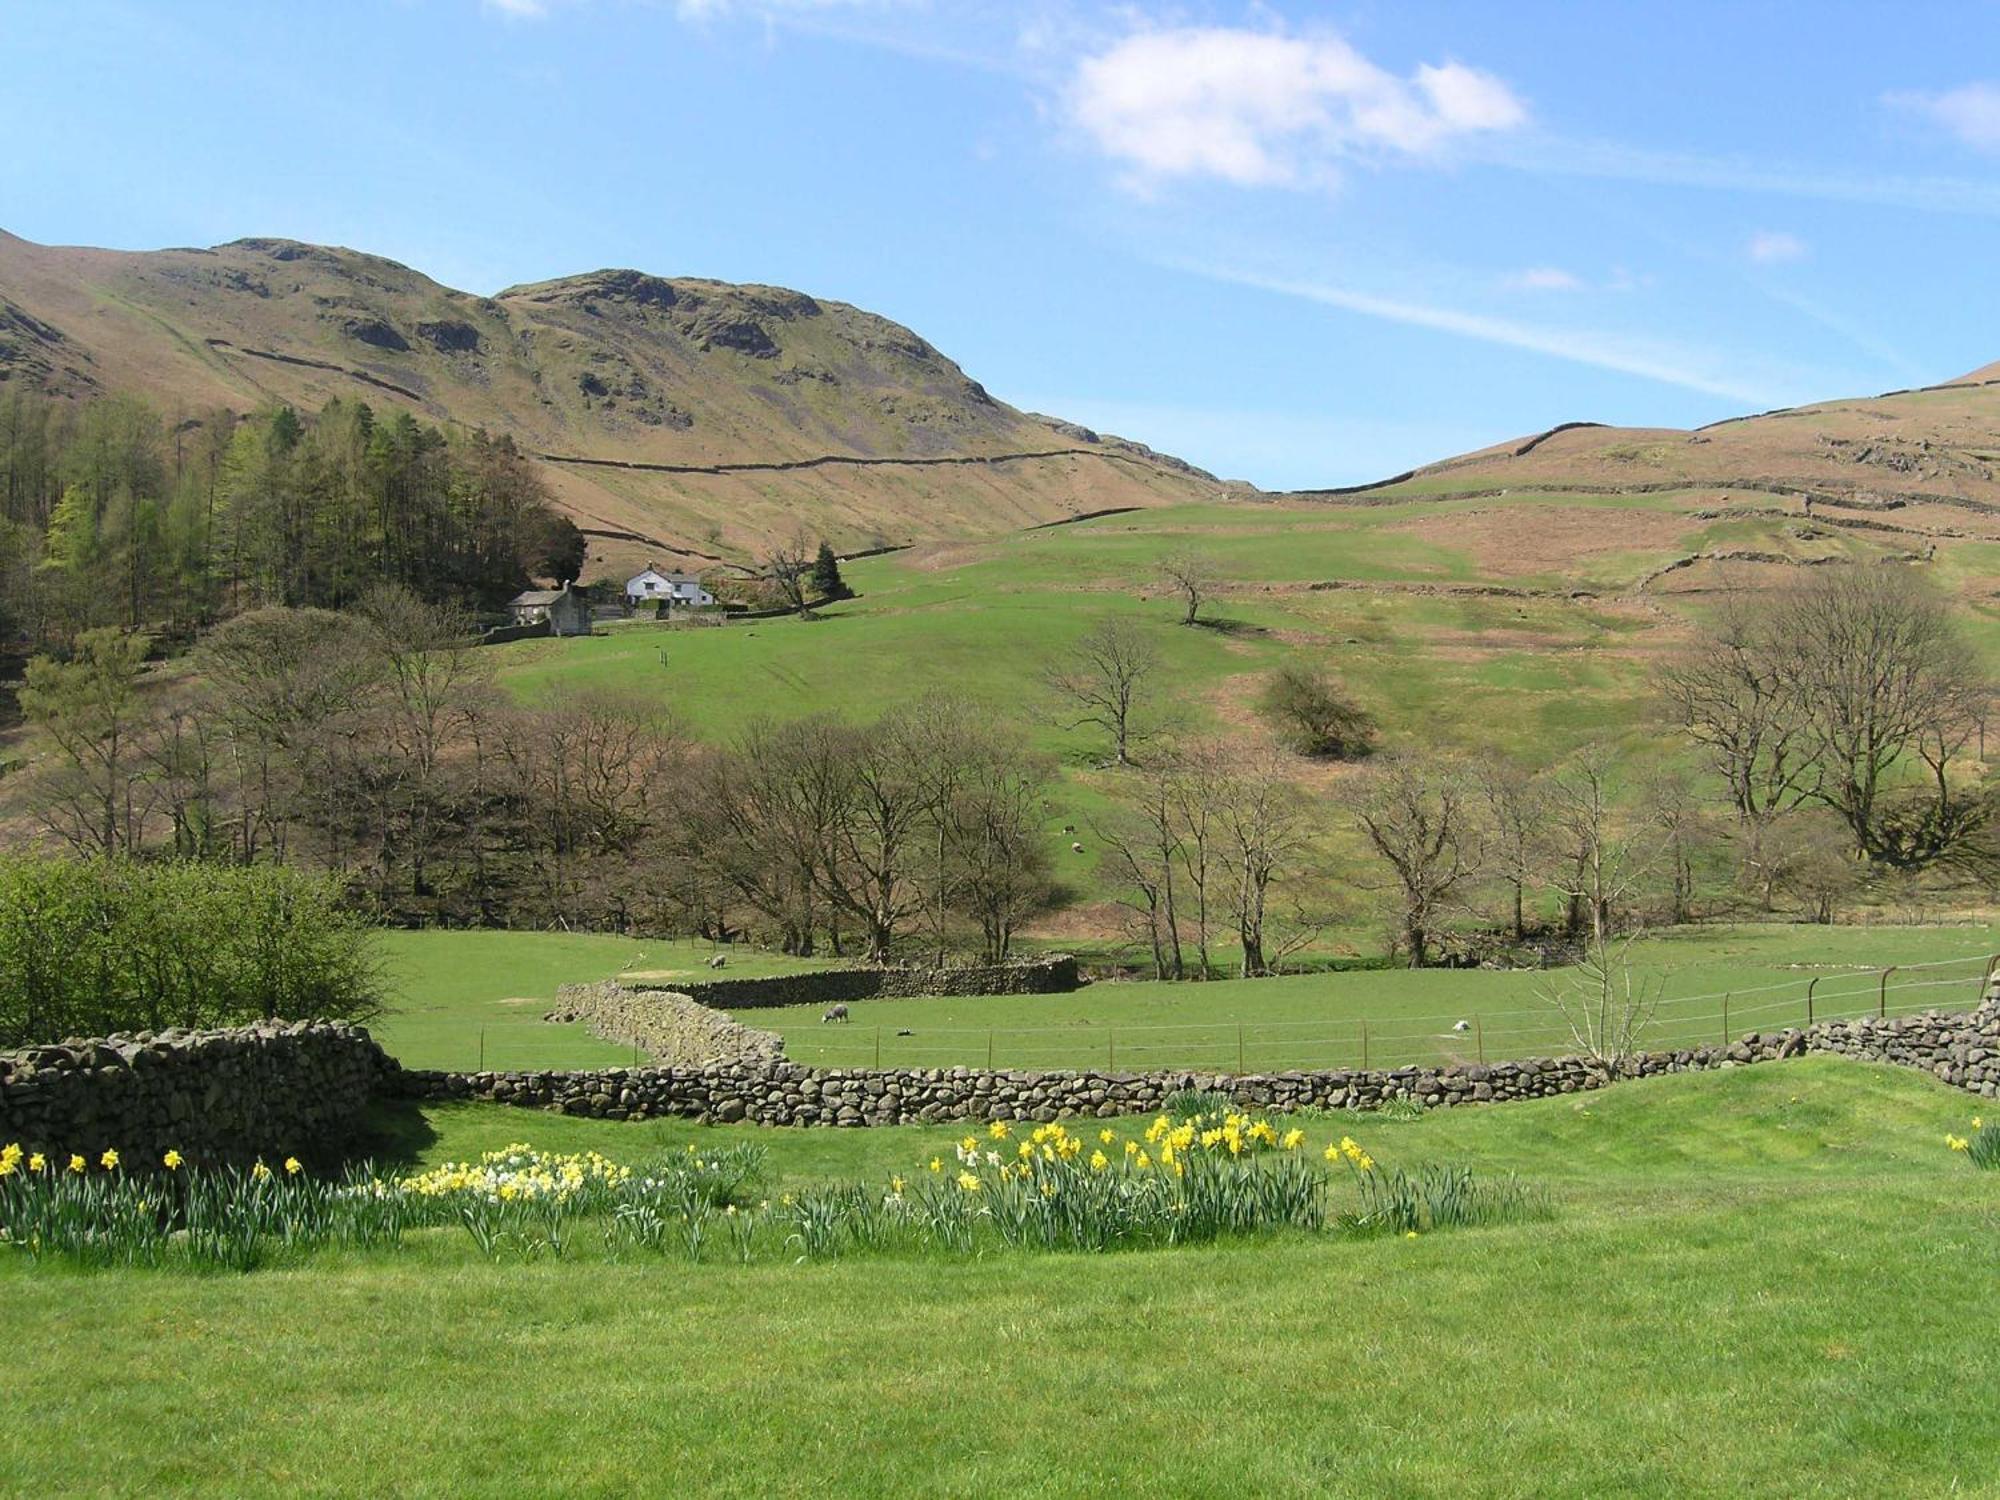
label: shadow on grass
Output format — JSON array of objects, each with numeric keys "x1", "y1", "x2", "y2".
[
  {"x1": 352, "y1": 1099, "x2": 440, "y2": 1172},
  {"x1": 1191, "y1": 616, "x2": 1270, "y2": 637}
]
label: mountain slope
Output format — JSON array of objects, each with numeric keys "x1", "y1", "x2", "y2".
[
  {"x1": 0, "y1": 231, "x2": 1225, "y2": 572},
  {"x1": 1289, "y1": 371, "x2": 2000, "y2": 601}
]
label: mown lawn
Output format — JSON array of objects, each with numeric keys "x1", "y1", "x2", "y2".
[
  {"x1": 367, "y1": 924, "x2": 2000, "y2": 1075},
  {"x1": 2, "y1": 1060, "x2": 1995, "y2": 1497}
]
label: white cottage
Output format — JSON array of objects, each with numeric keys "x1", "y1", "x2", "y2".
[{"x1": 625, "y1": 564, "x2": 716, "y2": 610}]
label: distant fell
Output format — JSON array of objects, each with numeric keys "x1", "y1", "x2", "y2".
[{"x1": 0, "y1": 230, "x2": 1226, "y2": 573}]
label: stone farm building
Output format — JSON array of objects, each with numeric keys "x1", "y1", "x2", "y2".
[
  {"x1": 626, "y1": 564, "x2": 716, "y2": 610},
  {"x1": 505, "y1": 582, "x2": 593, "y2": 636}
]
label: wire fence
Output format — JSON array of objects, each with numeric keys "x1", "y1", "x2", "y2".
[{"x1": 754, "y1": 952, "x2": 1999, "y2": 1075}]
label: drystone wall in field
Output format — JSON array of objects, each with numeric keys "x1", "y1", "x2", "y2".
[
  {"x1": 0, "y1": 1021, "x2": 392, "y2": 1162},
  {"x1": 545, "y1": 981, "x2": 786, "y2": 1068},
  {"x1": 650, "y1": 954, "x2": 1081, "y2": 1011},
  {"x1": 395, "y1": 998, "x2": 2000, "y2": 1126}
]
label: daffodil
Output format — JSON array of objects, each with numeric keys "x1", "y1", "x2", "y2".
[
  {"x1": 1281, "y1": 1128, "x2": 1305, "y2": 1151},
  {"x1": 1098, "y1": 1128, "x2": 1116, "y2": 1145},
  {"x1": 928, "y1": 1157, "x2": 944, "y2": 1173},
  {"x1": 27, "y1": 1153, "x2": 45, "y2": 1173},
  {"x1": 1089, "y1": 1149, "x2": 1109, "y2": 1171},
  {"x1": 956, "y1": 1171, "x2": 982, "y2": 1193},
  {"x1": 67, "y1": 1154, "x2": 85, "y2": 1175},
  {"x1": 251, "y1": 1161, "x2": 273, "y2": 1181},
  {"x1": 163, "y1": 1149, "x2": 184, "y2": 1171},
  {"x1": 988, "y1": 1120, "x2": 1010, "y2": 1140},
  {"x1": 890, "y1": 1176, "x2": 906, "y2": 1195},
  {"x1": 99, "y1": 1148, "x2": 119, "y2": 1170},
  {"x1": 1948, "y1": 1134, "x2": 1971, "y2": 1152},
  {"x1": 284, "y1": 1156, "x2": 303, "y2": 1176}
]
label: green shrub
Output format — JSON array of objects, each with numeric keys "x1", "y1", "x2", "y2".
[
  {"x1": 1255, "y1": 663, "x2": 1376, "y2": 759},
  {"x1": 1162, "y1": 1087, "x2": 1236, "y2": 1120},
  {"x1": 0, "y1": 857, "x2": 382, "y2": 1045}
]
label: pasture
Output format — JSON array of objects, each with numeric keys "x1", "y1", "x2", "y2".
[
  {"x1": 371, "y1": 923, "x2": 2000, "y2": 1074},
  {"x1": 2, "y1": 1058, "x2": 1994, "y2": 1497}
]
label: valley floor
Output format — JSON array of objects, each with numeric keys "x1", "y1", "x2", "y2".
[{"x1": 4, "y1": 1059, "x2": 1996, "y2": 1498}]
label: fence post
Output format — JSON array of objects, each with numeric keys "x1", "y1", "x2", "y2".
[
  {"x1": 1879, "y1": 966, "x2": 1896, "y2": 1019},
  {"x1": 1361, "y1": 1018, "x2": 1369, "y2": 1072},
  {"x1": 478, "y1": 1027, "x2": 485, "y2": 1073},
  {"x1": 874, "y1": 1026, "x2": 882, "y2": 1068},
  {"x1": 1237, "y1": 1023, "x2": 1245, "y2": 1074},
  {"x1": 1722, "y1": 993, "x2": 1730, "y2": 1045},
  {"x1": 1476, "y1": 1015, "x2": 1485, "y2": 1065},
  {"x1": 1807, "y1": 976, "x2": 1819, "y2": 1027},
  {"x1": 987, "y1": 1031, "x2": 995, "y2": 1069},
  {"x1": 1108, "y1": 1028, "x2": 1115, "y2": 1072}
]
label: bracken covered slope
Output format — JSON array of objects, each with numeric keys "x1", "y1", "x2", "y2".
[
  {"x1": 0, "y1": 230, "x2": 1226, "y2": 572},
  {"x1": 1287, "y1": 366, "x2": 2000, "y2": 599}
]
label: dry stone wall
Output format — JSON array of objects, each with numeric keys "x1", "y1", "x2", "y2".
[
  {"x1": 0, "y1": 1021, "x2": 391, "y2": 1163},
  {"x1": 545, "y1": 981, "x2": 785, "y2": 1067},
  {"x1": 395, "y1": 1000, "x2": 2000, "y2": 1126},
  {"x1": 653, "y1": 954, "x2": 1080, "y2": 1011}
]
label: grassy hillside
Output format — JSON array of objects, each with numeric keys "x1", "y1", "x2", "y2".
[
  {"x1": 0, "y1": 230, "x2": 1225, "y2": 568},
  {"x1": 3, "y1": 1060, "x2": 1995, "y2": 1496}
]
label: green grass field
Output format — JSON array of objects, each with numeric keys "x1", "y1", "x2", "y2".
[
  {"x1": 369, "y1": 924, "x2": 2000, "y2": 1074},
  {"x1": 369, "y1": 931, "x2": 829, "y2": 1072},
  {"x1": 3, "y1": 1059, "x2": 1995, "y2": 1497}
]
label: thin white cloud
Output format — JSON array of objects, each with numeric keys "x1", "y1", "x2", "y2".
[
  {"x1": 481, "y1": 0, "x2": 552, "y2": 16},
  {"x1": 1505, "y1": 266, "x2": 1583, "y2": 292},
  {"x1": 1746, "y1": 230, "x2": 1807, "y2": 264},
  {"x1": 1497, "y1": 133, "x2": 2000, "y2": 217},
  {"x1": 1070, "y1": 27, "x2": 1525, "y2": 190},
  {"x1": 1886, "y1": 82, "x2": 2000, "y2": 151},
  {"x1": 1170, "y1": 258, "x2": 1787, "y2": 406}
]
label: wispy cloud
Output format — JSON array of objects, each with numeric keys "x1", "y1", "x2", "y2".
[
  {"x1": 1885, "y1": 81, "x2": 2000, "y2": 151},
  {"x1": 1168, "y1": 258, "x2": 1791, "y2": 406},
  {"x1": 1504, "y1": 266, "x2": 1582, "y2": 292},
  {"x1": 1746, "y1": 230, "x2": 1807, "y2": 264},
  {"x1": 1495, "y1": 133, "x2": 2000, "y2": 217},
  {"x1": 1069, "y1": 26, "x2": 1525, "y2": 191}
]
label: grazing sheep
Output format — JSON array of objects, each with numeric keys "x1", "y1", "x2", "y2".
[
  {"x1": 707, "y1": 954, "x2": 727, "y2": 969},
  {"x1": 1452, "y1": 1020, "x2": 1470, "y2": 1033},
  {"x1": 1071, "y1": 841, "x2": 1085, "y2": 853},
  {"x1": 821, "y1": 1004, "x2": 850, "y2": 1024}
]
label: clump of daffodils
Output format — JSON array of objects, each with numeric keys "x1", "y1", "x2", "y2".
[
  {"x1": 1947, "y1": 1116, "x2": 1996, "y2": 1170},
  {"x1": 401, "y1": 1144, "x2": 630, "y2": 1202}
]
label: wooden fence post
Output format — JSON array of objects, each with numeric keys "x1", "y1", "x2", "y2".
[
  {"x1": 1476, "y1": 1016, "x2": 1485, "y2": 1065},
  {"x1": 1361, "y1": 1019, "x2": 1369, "y2": 1071},
  {"x1": 1807, "y1": 976, "x2": 1819, "y2": 1027},
  {"x1": 1879, "y1": 967, "x2": 1896, "y2": 1020}
]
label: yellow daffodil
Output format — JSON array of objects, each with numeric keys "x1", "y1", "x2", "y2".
[
  {"x1": 251, "y1": 1161, "x2": 272, "y2": 1181},
  {"x1": 890, "y1": 1176, "x2": 906, "y2": 1195},
  {"x1": 959, "y1": 1135, "x2": 978, "y2": 1153},
  {"x1": 99, "y1": 1148, "x2": 119, "y2": 1170},
  {"x1": 1281, "y1": 1128, "x2": 1305, "y2": 1151},
  {"x1": 988, "y1": 1120, "x2": 1011, "y2": 1140},
  {"x1": 1975, "y1": 1117, "x2": 1985, "y2": 1131},
  {"x1": 1947, "y1": 1134, "x2": 1971, "y2": 1152},
  {"x1": 1134, "y1": 1150, "x2": 1151, "y2": 1171},
  {"x1": 928, "y1": 1157, "x2": 943, "y2": 1173},
  {"x1": 1089, "y1": 1149, "x2": 1109, "y2": 1171},
  {"x1": 284, "y1": 1157, "x2": 303, "y2": 1176},
  {"x1": 67, "y1": 1154, "x2": 85, "y2": 1174},
  {"x1": 1405, "y1": 1230, "x2": 1420, "y2": 1240},
  {"x1": 956, "y1": 1171, "x2": 982, "y2": 1193},
  {"x1": 1099, "y1": 1128, "x2": 1116, "y2": 1145},
  {"x1": 28, "y1": 1153, "x2": 45, "y2": 1173},
  {"x1": 163, "y1": 1149, "x2": 183, "y2": 1171}
]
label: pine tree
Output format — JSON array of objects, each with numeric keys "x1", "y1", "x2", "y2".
[{"x1": 810, "y1": 541, "x2": 847, "y2": 601}]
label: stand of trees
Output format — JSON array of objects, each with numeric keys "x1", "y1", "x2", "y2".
[
  {"x1": 0, "y1": 388, "x2": 575, "y2": 651},
  {"x1": 11, "y1": 601, "x2": 1058, "y2": 955}
]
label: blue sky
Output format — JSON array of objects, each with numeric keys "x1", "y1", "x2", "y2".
[{"x1": 5, "y1": 1, "x2": 2000, "y2": 488}]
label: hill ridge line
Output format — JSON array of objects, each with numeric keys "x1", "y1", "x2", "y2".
[{"x1": 537, "y1": 445, "x2": 1163, "y2": 479}]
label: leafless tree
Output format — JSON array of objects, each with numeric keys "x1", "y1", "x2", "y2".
[
  {"x1": 1473, "y1": 756, "x2": 1547, "y2": 941},
  {"x1": 1537, "y1": 930, "x2": 1663, "y2": 1065},
  {"x1": 1214, "y1": 750, "x2": 1312, "y2": 976},
  {"x1": 17, "y1": 627, "x2": 155, "y2": 855},
  {"x1": 1544, "y1": 745, "x2": 1658, "y2": 946},
  {"x1": 761, "y1": 529, "x2": 817, "y2": 620},
  {"x1": 1353, "y1": 753, "x2": 1484, "y2": 968},
  {"x1": 1044, "y1": 615, "x2": 1158, "y2": 766},
  {"x1": 1158, "y1": 548, "x2": 1219, "y2": 626}
]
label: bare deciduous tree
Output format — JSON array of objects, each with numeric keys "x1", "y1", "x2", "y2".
[
  {"x1": 1354, "y1": 753, "x2": 1484, "y2": 968},
  {"x1": 761, "y1": 530, "x2": 818, "y2": 620},
  {"x1": 1044, "y1": 616, "x2": 1158, "y2": 766},
  {"x1": 1537, "y1": 930, "x2": 1663, "y2": 1064},
  {"x1": 1473, "y1": 756, "x2": 1547, "y2": 941},
  {"x1": 1158, "y1": 548, "x2": 1218, "y2": 626}
]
